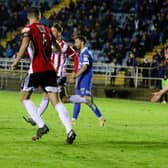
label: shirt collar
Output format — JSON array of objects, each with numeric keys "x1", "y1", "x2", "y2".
[{"x1": 81, "y1": 47, "x2": 87, "y2": 54}]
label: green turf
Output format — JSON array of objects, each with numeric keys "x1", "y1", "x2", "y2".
[{"x1": 0, "y1": 90, "x2": 168, "y2": 168}]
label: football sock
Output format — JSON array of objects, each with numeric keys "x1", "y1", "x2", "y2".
[
  {"x1": 69, "y1": 95, "x2": 87, "y2": 103},
  {"x1": 37, "y1": 97, "x2": 49, "y2": 116},
  {"x1": 72, "y1": 103, "x2": 81, "y2": 120},
  {"x1": 86, "y1": 102, "x2": 102, "y2": 118},
  {"x1": 55, "y1": 103, "x2": 72, "y2": 134},
  {"x1": 22, "y1": 100, "x2": 44, "y2": 128}
]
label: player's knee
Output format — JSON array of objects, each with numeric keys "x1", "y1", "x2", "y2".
[{"x1": 20, "y1": 92, "x2": 32, "y2": 102}]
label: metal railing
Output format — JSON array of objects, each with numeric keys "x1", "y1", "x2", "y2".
[{"x1": 0, "y1": 58, "x2": 162, "y2": 89}]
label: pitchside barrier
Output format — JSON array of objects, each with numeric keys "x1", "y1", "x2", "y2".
[{"x1": 0, "y1": 58, "x2": 162, "y2": 90}]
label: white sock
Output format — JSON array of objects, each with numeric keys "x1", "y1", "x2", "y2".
[
  {"x1": 55, "y1": 103, "x2": 72, "y2": 134},
  {"x1": 23, "y1": 100, "x2": 44, "y2": 128},
  {"x1": 69, "y1": 95, "x2": 87, "y2": 103},
  {"x1": 37, "y1": 98, "x2": 49, "y2": 116}
]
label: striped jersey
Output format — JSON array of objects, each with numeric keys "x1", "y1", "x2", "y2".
[{"x1": 51, "y1": 39, "x2": 78, "y2": 77}]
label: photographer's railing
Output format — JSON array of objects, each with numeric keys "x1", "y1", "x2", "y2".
[{"x1": 0, "y1": 58, "x2": 162, "y2": 89}]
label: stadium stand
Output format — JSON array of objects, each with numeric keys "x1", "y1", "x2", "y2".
[{"x1": 1, "y1": 0, "x2": 168, "y2": 89}]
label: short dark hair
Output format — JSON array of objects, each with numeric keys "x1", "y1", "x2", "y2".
[
  {"x1": 74, "y1": 35, "x2": 87, "y2": 44},
  {"x1": 26, "y1": 7, "x2": 40, "y2": 19},
  {"x1": 52, "y1": 23, "x2": 63, "y2": 33}
]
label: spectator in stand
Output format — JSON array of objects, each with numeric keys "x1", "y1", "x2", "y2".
[
  {"x1": 18, "y1": 5, "x2": 28, "y2": 26},
  {"x1": 141, "y1": 58, "x2": 150, "y2": 88},
  {"x1": 127, "y1": 49, "x2": 137, "y2": 67},
  {"x1": 116, "y1": 44, "x2": 126, "y2": 65},
  {"x1": 106, "y1": 24, "x2": 114, "y2": 42},
  {"x1": 127, "y1": 50, "x2": 137, "y2": 87},
  {"x1": 150, "y1": 57, "x2": 159, "y2": 88},
  {"x1": 158, "y1": 60, "x2": 165, "y2": 79},
  {"x1": 106, "y1": 44, "x2": 116, "y2": 63},
  {"x1": 0, "y1": 45, "x2": 4, "y2": 57},
  {"x1": 153, "y1": 50, "x2": 162, "y2": 64},
  {"x1": 0, "y1": 3, "x2": 9, "y2": 38},
  {"x1": 139, "y1": 33, "x2": 149, "y2": 57},
  {"x1": 109, "y1": 58, "x2": 117, "y2": 86},
  {"x1": 90, "y1": 29, "x2": 97, "y2": 49},
  {"x1": 5, "y1": 42, "x2": 15, "y2": 58}
]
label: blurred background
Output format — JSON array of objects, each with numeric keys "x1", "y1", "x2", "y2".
[{"x1": 1, "y1": 0, "x2": 168, "y2": 100}]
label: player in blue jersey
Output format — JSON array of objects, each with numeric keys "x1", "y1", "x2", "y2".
[{"x1": 71, "y1": 35, "x2": 106, "y2": 126}]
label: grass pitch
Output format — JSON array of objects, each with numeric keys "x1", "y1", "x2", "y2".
[{"x1": 0, "y1": 90, "x2": 168, "y2": 168}]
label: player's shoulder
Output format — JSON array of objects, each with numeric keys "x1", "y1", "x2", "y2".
[
  {"x1": 60, "y1": 39, "x2": 69, "y2": 52},
  {"x1": 21, "y1": 22, "x2": 38, "y2": 33},
  {"x1": 82, "y1": 47, "x2": 91, "y2": 56},
  {"x1": 60, "y1": 39, "x2": 68, "y2": 46},
  {"x1": 21, "y1": 26, "x2": 31, "y2": 33},
  {"x1": 46, "y1": 26, "x2": 52, "y2": 32}
]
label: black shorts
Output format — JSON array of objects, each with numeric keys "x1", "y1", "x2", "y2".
[
  {"x1": 21, "y1": 70, "x2": 58, "y2": 92},
  {"x1": 57, "y1": 76, "x2": 67, "y2": 86}
]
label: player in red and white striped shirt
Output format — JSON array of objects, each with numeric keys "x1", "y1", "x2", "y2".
[{"x1": 51, "y1": 23, "x2": 78, "y2": 86}]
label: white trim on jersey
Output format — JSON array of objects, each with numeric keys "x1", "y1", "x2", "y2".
[
  {"x1": 62, "y1": 42, "x2": 68, "y2": 53},
  {"x1": 52, "y1": 39, "x2": 75, "y2": 77},
  {"x1": 83, "y1": 54, "x2": 89, "y2": 65},
  {"x1": 22, "y1": 74, "x2": 35, "y2": 91},
  {"x1": 27, "y1": 40, "x2": 35, "y2": 74}
]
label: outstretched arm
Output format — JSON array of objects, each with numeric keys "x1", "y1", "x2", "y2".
[{"x1": 151, "y1": 83, "x2": 168, "y2": 102}]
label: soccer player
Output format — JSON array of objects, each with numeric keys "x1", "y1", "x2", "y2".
[
  {"x1": 11, "y1": 8, "x2": 76, "y2": 144},
  {"x1": 71, "y1": 35, "x2": 106, "y2": 126},
  {"x1": 24, "y1": 23, "x2": 79, "y2": 123}
]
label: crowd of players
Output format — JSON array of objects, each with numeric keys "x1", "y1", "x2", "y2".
[{"x1": 10, "y1": 7, "x2": 106, "y2": 143}]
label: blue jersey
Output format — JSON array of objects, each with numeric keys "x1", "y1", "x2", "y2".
[{"x1": 76, "y1": 47, "x2": 93, "y2": 96}]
